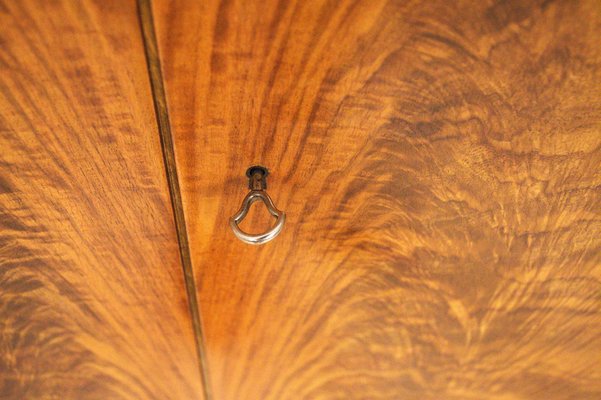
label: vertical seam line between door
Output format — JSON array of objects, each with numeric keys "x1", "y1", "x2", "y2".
[{"x1": 137, "y1": 1, "x2": 212, "y2": 399}]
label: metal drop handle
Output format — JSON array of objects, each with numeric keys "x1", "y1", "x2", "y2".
[{"x1": 229, "y1": 166, "x2": 286, "y2": 245}]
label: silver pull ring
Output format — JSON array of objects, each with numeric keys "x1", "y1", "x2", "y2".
[{"x1": 229, "y1": 166, "x2": 286, "y2": 245}]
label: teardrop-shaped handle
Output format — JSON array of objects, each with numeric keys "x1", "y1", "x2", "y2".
[{"x1": 229, "y1": 190, "x2": 286, "y2": 245}]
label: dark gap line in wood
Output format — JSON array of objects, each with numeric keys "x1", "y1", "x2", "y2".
[{"x1": 137, "y1": 1, "x2": 212, "y2": 399}]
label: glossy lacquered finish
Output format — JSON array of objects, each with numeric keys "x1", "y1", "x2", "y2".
[
  {"x1": 1, "y1": 0, "x2": 600, "y2": 399},
  {"x1": 153, "y1": 0, "x2": 601, "y2": 399},
  {"x1": 0, "y1": 1, "x2": 204, "y2": 398}
]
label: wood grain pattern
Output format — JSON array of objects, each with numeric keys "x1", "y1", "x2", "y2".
[
  {"x1": 0, "y1": 1, "x2": 204, "y2": 398},
  {"x1": 154, "y1": 0, "x2": 601, "y2": 399}
]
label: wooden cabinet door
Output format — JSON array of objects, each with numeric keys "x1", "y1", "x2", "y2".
[
  {"x1": 0, "y1": 1, "x2": 204, "y2": 398},
  {"x1": 150, "y1": 0, "x2": 601, "y2": 399},
  {"x1": 2, "y1": 0, "x2": 600, "y2": 399}
]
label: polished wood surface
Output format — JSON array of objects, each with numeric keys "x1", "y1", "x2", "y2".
[
  {"x1": 0, "y1": 1, "x2": 204, "y2": 398},
  {"x1": 154, "y1": 0, "x2": 601, "y2": 398}
]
